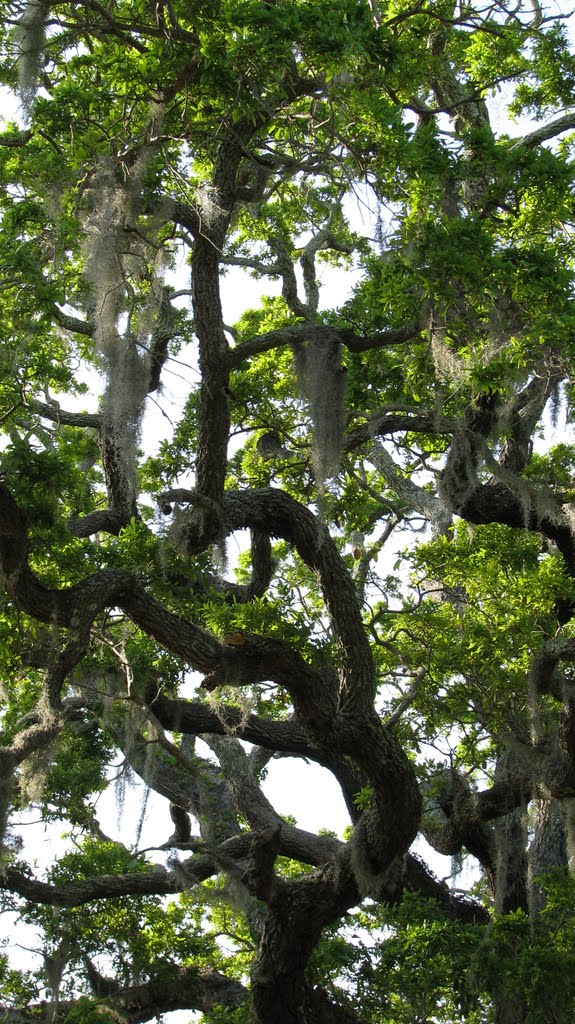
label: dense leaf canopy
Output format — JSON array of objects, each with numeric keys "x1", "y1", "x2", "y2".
[{"x1": 1, "y1": 0, "x2": 575, "y2": 1021}]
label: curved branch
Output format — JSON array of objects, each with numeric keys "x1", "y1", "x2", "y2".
[
  {"x1": 146, "y1": 685, "x2": 318, "y2": 755},
  {"x1": 343, "y1": 320, "x2": 422, "y2": 352},
  {"x1": 52, "y1": 306, "x2": 94, "y2": 337},
  {"x1": 370, "y1": 441, "x2": 451, "y2": 535},
  {"x1": 444, "y1": 473, "x2": 575, "y2": 578},
  {"x1": 439, "y1": 390, "x2": 575, "y2": 582},
  {"x1": 229, "y1": 324, "x2": 321, "y2": 364},
  {"x1": 212, "y1": 489, "x2": 421, "y2": 881},
  {"x1": 147, "y1": 683, "x2": 367, "y2": 821},
  {"x1": 269, "y1": 236, "x2": 314, "y2": 320},
  {"x1": 404, "y1": 854, "x2": 489, "y2": 924},
  {"x1": 510, "y1": 112, "x2": 575, "y2": 150},
  {"x1": 31, "y1": 400, "x2": 101, "y2": 429},
  {"x1": 300, "y1": 201, "x2": 351, "y2": 313},
  {"x1": 344, "y1": 409, "x2": 457, "y2": 452},
  {"x1": 195, "y1": 528, "x2": 274, "y2": 603},
  {"x1": 0, "y1": 965, "x2": 247, "y2": 1024},
  {"x1": 162, "y1": 485, "x2": 374, "y2": 719},
  {"x1": 108, "y1": 964, "x2": 247, "y2": 1022},
  {"x1": 222, "y1": 487, "x2": 374, "y2": 714},
  {"x1": 0, "y1": 484, "x2": 420, "y2": 895},
  {"x1": 228, "y1": 320, "x2": 422, "y2": 367},
  {"x1": 0, "y1": 483, "x2": 334, "y2": 721},
  {"x1": 0, "y1": 864, "x2": 181, "y2": 907},
  {"x1": 420, "y1": 766, "x2": 534, "y2": 874},
  {"x1": 67, "y1": 508, "x2": 131, "y2": 537}
]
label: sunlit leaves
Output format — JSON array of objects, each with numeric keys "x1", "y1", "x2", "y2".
[
  {"x1": 511, "y1": 23, "x2": 575, "y2": 117},
  {"x1": 377, "y1": 522, "x2": 572, "y2": 751},
  {"x1": 1, "y1": 0, "x2": 575, "y2": 1021},
  {"x1": 21, "y1": 838, "x2": 211, "y2": 989}
]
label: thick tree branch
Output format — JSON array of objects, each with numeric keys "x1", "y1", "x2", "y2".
[
  {"x1": 52, "y1": 306, "x2": 94, "y2": 337},
  {"x1": 0, "y1": 965, "x2": 247, "y2": 1024},
  {"x1": 250, "y1": 848, "x2": 359, "y2": 1024},
  {"x1": 31, "y1": 400, "x2": 101, "y2": 429},
  {"x1": 344, "y1": 409, "x2": 457, "y2": 452},
  {"x1": 228, "y1": 321, "x2": 422, "y2": 366},
  {"x1": 0, "y1": 485, "x2": 334, "y2": 716},
  {"x1": 0, "y1": 480, "x2": 420, "y2": 896},
  {"x1": 420, "y1": 765, "x2": 535, "y2": 874},
  {"x1": 146, "y1": 685, "x2": 320, "y2": 755},
  {"x1": 439, "y1": 389, "x2": 575, "y2": 582},
  {"x1": 107, "y1": 964, "x2": 247, "y2": 1022},
  {"x1": 370, "y1": 441, "x2": 451, "y2": 535},
  {"x1": 222, "y1": 487, "x2": 374, "y2": 716},
  {"x1": 404, "y1": 854, "x2": 489, "y2": 924},
  {"x1": 0, "y1": 864, "x2": 181, "y2": 906},
  {"x1": 67, "y1": 508, "x2": 132, "y2": 537},
  {"x1": 193, "y1": 528, "x2": 274, "y2": 603},
  {"x1": 147, "y1": 683, "x2": 367, "y2": 822},
  {"x1": 510, "y1": 112, "x2": 575, "y2": 150}
]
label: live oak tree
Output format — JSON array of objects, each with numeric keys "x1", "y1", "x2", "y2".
[{"x1": 2, "y1": 1, "x2": 575, "y2": 1022}]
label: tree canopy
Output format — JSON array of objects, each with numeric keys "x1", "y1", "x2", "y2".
[{"x1": 2, "y1": 0, "x2": 575, "y2": 1021}]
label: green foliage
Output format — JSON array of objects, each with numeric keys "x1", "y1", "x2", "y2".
[
  {"x1": 0, "y1": 951, "x2": 39, "y2": 1008},
  {"x1": 511, "y1": 24, "x2": 575, "y2": 116},
  {"x1": 340, "y1": 888, "x2": 575, "y2": 1024},
  {"x1": 1, "y1": 0, "x2": 575, "y2": 1022},
  {"x1": 366, "y1": 895, "x2": 484, "y2": 1023},
  {"x1": 373, "y1": 521, "x2": 573, "y2": 754},
  {"x1": 63, "y1": 997, "x2": 117, "y2": 1024},
  {"x1": 353, "y1": 786, "x2": 374, "y2": 812},
  {"x1": 21, "y1": 838, "x2": 214, "y2": 991}
]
